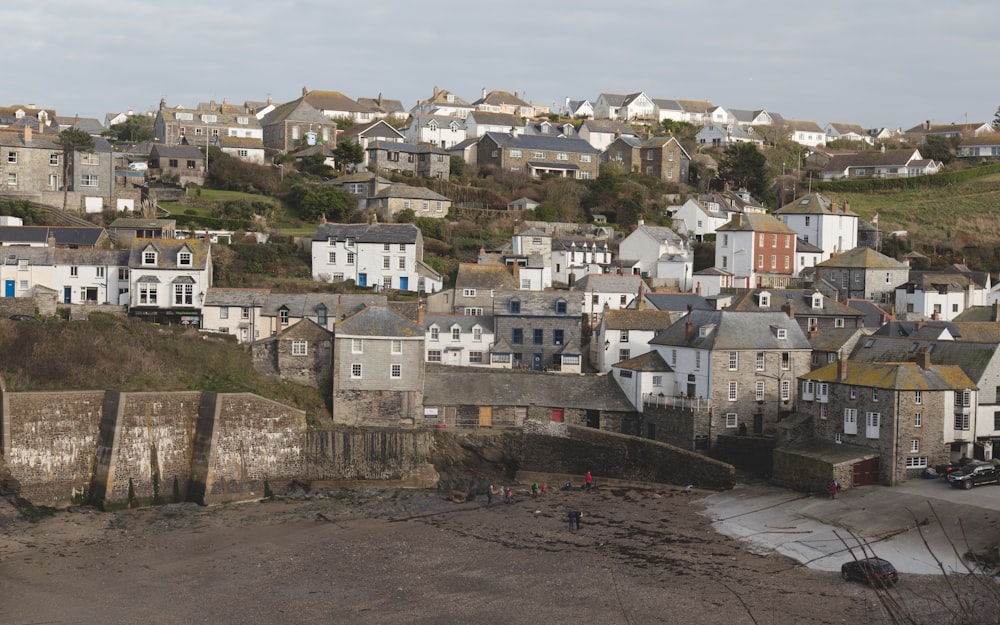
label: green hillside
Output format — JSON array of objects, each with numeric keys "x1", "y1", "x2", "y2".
[{"x1": 812, "y1": 167, "x2": 1000, "y2": 271}]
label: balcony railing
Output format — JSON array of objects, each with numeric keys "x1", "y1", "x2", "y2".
[{"x1": 642, "y1": 393, "x2": 712, "y2": 411}]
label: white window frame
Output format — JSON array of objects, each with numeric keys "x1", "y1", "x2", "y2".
[
  {"x1": 844, "y1": 408, "x2": 857, "y2": 435},
  {"x1": 728, "y1": 381, "x2": 738, "y2": 401},
  {"x1": 351, "y1": 363, "x2": 363, "y2": 379},
  {"x1": 728, "y1": 351, "x2": 738, "y2": 371},
  {"x1": 391, "y1": 339, "x2": 402, "y2": 354},
  {"x1": 292, "y1": 339, "x2": 308, "y2": 356},
  {"x1": 725, "y1": 413, "x2": 738, "y2": 428},
  {"x1": 351, "y1": 338, "x2": 364, "y2": 353},
  {"x1": 390, "y1": 364, "x2": 401, "y2": 379}
]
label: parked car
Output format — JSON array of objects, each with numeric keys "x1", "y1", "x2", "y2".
[
  {"x1": 841, "y1": 557, "x2": 899, "y2": 587},
  {"x1": 127, "y1": 162, "x2": 148, "y2": 171},
  {"x1": 947, "y1": 461, "x2": 1000, "y2": 490},
  {"x1": 9, "y1": 314, "x2": 38, "y2": 321}
]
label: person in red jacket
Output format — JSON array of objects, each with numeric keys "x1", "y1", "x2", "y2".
[{"x1": 585, "y1": 471, "x2": 593, "y2": 492}]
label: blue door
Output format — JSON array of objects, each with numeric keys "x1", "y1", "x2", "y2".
[
  {"x1": 4, "y1": 280, "x2": 13, "y2": 297},
  {"x1": 399, "y1": 276, "x2": 409, "y2": 290},
  {"x1": 63, "y1": 287, "x2": 72, "y2": 303},
  {"x1": 358, "y1": 273, "x2": 367, "y2": 287},
  {"x1": 532, "y1": 353, "x2": 543, "y2": 371}
]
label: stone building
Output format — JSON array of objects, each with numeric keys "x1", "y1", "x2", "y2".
[
  {"x1": 331, "y1": 305, "x2": 425, "y2": 426},
  {"x1": 475, "y1": 132, "x2": 600, "y2": 180},
  {"x1": 490, "y1": 290, "x2": 582, "y2": 371},
  {"x1": 252, "y1": 318, "x2": 333, "y2": 387},
  {"x1": 812, "y1": 246, "x2": 910, "y2": 305}
]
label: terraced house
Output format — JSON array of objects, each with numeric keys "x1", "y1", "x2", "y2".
[{"x1": 476, "y1": 132, "x2": 600, "y2": 179}]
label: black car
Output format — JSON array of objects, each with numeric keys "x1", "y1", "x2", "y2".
[
  {"x1": 841, "y1": 557, "x2": 899, "y2": 587},
  {"x1": 947, "y1": 462, "x2": 1000, "y2": 489},
  {"x1": 9, "y1": 314, "x2": 38, "y2": 321}
]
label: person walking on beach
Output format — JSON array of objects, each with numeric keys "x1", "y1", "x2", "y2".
[
  {"x1": 827, "y1": 482, "x2": 837, "y2": 500},
  {"x1": 487, "y1": 483, "x2": 496, "y2": 505},
  {"x1": 585, "y1": 471, "x2": 593, "y2": 492}
]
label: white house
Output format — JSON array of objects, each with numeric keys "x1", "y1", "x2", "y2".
[
  {"x1": 424, "y1": 314, "x2": 495, "y2": 367},
  {"x1": 593, "y1": 306, "x2": 674, "y2": 374},
  {"x1": 551, "y1": 236, "x2": 612, "y2": 286},
  {"x1": 784, "y1": 119, "x2": 827, "y2": 147},
  {"x1": 0, "y1": 247, "x2": 130, "y2": 305},
  {"x1": 201, "y1": 287, "x2": 271, "y2": 343},
  {"x1": 895, "y1": 266, "x2": 991, "y2": 321},
  {"x1": 696, "y1": 123, "x2": 763, "y2": 148},
  {"x1": 562, "y1": 98, "x2": 594, "y2": 119},
  {"x1": 128, "y1": 238, "x2": 213, "y2": 326},
  {"x1": 311, "y1": 222, "x2": 443, "y2": 293},
  {"x1": 577, "y1": 120, "x2": 638, "y2": 151},
  {"x1": 825, "y1": 122, "x2": 873, "y2": 145},
  {"x1": 402, "y1": 114, "x2": 467, "y2": 149},
  {"x1": 574, "y1": 274, "x2": 647, "y2": 324},
  {"x1": 617, "y1": 220, "x2": 693, "y2": 289},
  {"x1": 774, "y1": 193, "x2": 858, "y2": 261},
  {"x1": 669, "y1": 198, "x2": 730, "y2": 241}
]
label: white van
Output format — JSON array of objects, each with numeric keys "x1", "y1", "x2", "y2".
[{"x1": 127, "y1": 162, "x2": 148, "y2": 171}]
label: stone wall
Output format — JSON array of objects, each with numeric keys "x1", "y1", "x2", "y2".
[
  {"x1": 303, "y1": 427, "x2": 436, "y2": 484},
  {"x1": 332, "y1": 389, "x2": 424, "y2": 427}
]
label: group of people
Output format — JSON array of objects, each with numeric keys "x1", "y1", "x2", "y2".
[{"x1": 486, "y1": 484, "x2": 515, "y2": 505}]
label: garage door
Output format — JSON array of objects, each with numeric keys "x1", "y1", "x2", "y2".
[{"x1": 852, "y1": 457, "x2": 879, "y2": 486}]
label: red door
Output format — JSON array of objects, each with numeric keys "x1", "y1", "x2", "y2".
[{"x1": 551, "y1": 408, "x2": 565, "y2": 423}]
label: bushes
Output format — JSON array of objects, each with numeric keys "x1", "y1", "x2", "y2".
[{"x1": 811, "y1": 163, "x2": 1000, "y2": 193}]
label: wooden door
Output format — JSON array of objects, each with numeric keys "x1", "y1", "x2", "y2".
[{"x1": 478, "y1": 406, "x2": 493, "y2": 428}]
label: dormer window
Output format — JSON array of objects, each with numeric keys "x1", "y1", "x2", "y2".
[
  {"x1": 451, "y1": 326, "x2": 461, "y2": 341},
  {"x1": 279, "y1": 308, "x2": 289, "y2": 326},
  {"x1": 758, "y1": 291, "x2": 771, "y2": 307},
  {"x1": 316, "y1": 304, "x2": 328, "y2": 326},
  {"x1": 555, "y1": 299, "x2": 567, "y2": 314},
  {"x1": 430, "y1": 326, "x2": 439, "y2": 341},
  {"x1": 776, "y1": 328, "x2": 788, "y2": 340},
  {"x1": 178, "y1": 250, "x2": 192, "y2": 266},
  {"x1": 509, "y1": 299, "x2": 521, "y2": 314},
  {"x1": 811, "y1": 292, "x2": 823, "y2": 309},
  {"x1": 143, "y1": 249, "x2": 157, "y2": 265}
]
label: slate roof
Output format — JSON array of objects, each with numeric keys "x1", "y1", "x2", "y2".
[
  {"x1": 643, "y1": 293, "x2": 712, "y2": 312},
  {"x1": 821, "y1": 149, "x2": 923, "y2": 172},
  {"x1": 612, "y1": 350, "x2": 671, "y2": 373},
  {"x1": 335, "y1": 305, "x2": 424, "y2": 337},
  {"x1": 650, "y1": 309, "x2": 811, "y2": 350},
  {"x1": 342, "y1": 121, "x2": 404, "y2": 140},
  {"x1": 850, "y1": 335, "x2": 998, "y2": 384},
  {"x1": 716, "y1": 213, "x2": 795, "y2": 234},
  {"x1": 53, "y1": 248, "x2": 129, "y2": 266},
  {"x1": 358, "y1": 96, "x2": 405, "y2": 116},
  {"x1": 602, "y1": 309, "x2": 676, "y2": 331},
  {"x1": 483, "y1": 132, "x2": 600, "y2": 154},
  {"x1": 467, "y1": 112, "x2": 522, "y2": 127},
  {"x1": 128, "y1": 238, "x2": 210, "y2": 269},
  {"x1": 302, "y1": 90, "x2": 370, "y2": 114},
  {"x1": 150, "y1": 144, "x2": 204, "y2": 160},
  {"x1": 808, "y1": 327, "x2": 866, "y2": 354},
  {"x1": 372, "y1": 183, "x2": 450, "y2": 202},
  {"x1": 634, "y1": 223, "x2": 684, "y2": 244},
  {"x1": 905, "y1": 264, "x2": 990, "y2": 290},
  {"x1": 827, "y1": 122, "x2": 866, "y2": 135},
  {"x1": 473, "y1": 90, "x2": 531, "y2": 107},
  {"x1": 551, "y1": 236, "x2": 609, "y2": 252},
  {"x1": 844, "y1": 298, "x2": 894, "y2": 327},
  {"x1": 775, "y1": 193, "x2": 856, "y2": 216},
  {"x1": 260, "y1": 98, "x2": 331, "y2": 126},
  {"x1": 204, "y1": 288, "x2": 272, "y2": 307},
  {"x1": 802, "y1": 360, "x2": 976, "y2": 392},
  {"x1": 367, "y1": 140, "x2": 449, "y2": 156},
  {"x1": 0, "y1": 226, "x2": 107, "y2": 247},
  {"x1": 262, "y1": 293, "x2": 386, "y2": 318},
  {"x1": 796, "y1": 238, "x2": 823, "y2": 253},
  {"x1": 109, "y1": 218, "x2": 176, "y2": 229},
  {"x1": 580, "y1": 120, "x2": 637, "y2": 135},
  {"x1": 423, "y1": 366, "x2": 636, "y2": 412},
  {"x1": 312, "y1": 222, "x2": 420, "y2": 244},
  {"x1": 814, "y1": 246, "x2": 908, "y2": 270},
  {"x1": 727, "y1": 289, "x2": 864, "y2": 318},
  {"x1": 454, "y1": 263, "x2": 515, "y2": 290},
  {"x1": 784, "y1": 119, "x2": 825, "y2": 133}
]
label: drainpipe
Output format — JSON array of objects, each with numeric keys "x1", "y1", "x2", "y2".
[{"x1": 891, "y1": 389, "x2": 900, "y2": 487}]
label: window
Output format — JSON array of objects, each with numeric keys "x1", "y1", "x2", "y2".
[
  {"x1": 776, "y1": 329, "x2": 787, "y2": 340},
  {"x1": 509, "y1": 149, "x2": 522, "y2": 157},
  {"x1": 956, "y1": 412, "x2": 971, "y2": 431},
  {"x1": 427, "y1": 350, "x2": 441, "y2": 362},
  {"x1": 469, "y1": 351, "x2": 484, "y2": 363},
  {"x1": 390, "y1": 364, "x2": 401, "y2": 379},
  {"x1": 580, "y1": 154, "x2": 592, "y2": 163},
  {"x1": 728, "y1": 351, "x2": 738, "y2": 370},
  {"x1": 671, "y1": 350, "x2": 677, "y2": 366},
  {"x1": 70, "y1": 266, "x2": 79, "y2": 277},
  {"x1": 781, "y1": 352, "x2": 790, "y2": 370},
  {"x1": 725, "y1": 413, "x2": 738, "y2": 428},
  {"x1": 512, "y1": 328, "x2": 523, "y2": 345},
  {"x1": 556, "y1": 152, "x2": 568, "y2": 161},
  {"x1": 6, "y1": 172, "x2": 16, "y2": 186},
  {"x1": 905, "y1": 457, "x2": 928, "y2": 469},
  {"x1": 174, "y1": 283, "x2": 193, "y2": 306},
  {"x1": 913, "y1": 412, "x2": 922, "y2": 427},
  {"x1": 619, "y1": 370, "x2": 632, "y2": 379},
  {"x1": 279, "y1": 308, "x2": 289, "y2": 325},
  {"x1": 652, "y1": 375, "x2": 662, "y2": 387},
  {"x1": 328, "y1": 252, "x2": 336, "y2": 264},
  {"x1": 756, "y1": 352, "x2": 765, "y2": 370},
  {"x1": 333, "y1": 273, "x2": 344, "y2": 282},
  {"x1": 351, "y1": 363, "x2": 363, "y2": 379},
  {"x1": 910, "y1": 439, "x2": 920, "y2": 453},
  {"x1": 178, "y1": 251, "x2": 192, "y2": 266},
  {"x1": 755, "y1": 381, "x2": 765, "y2": 401},
  {"x1": 241, "y1": 307, "x2": 250, "y2": 320},
  {"x1": 834, "y1": 317, "x2": 845, "y2": 328},
  {"x1": 728, "y1": 381, "x2": 738, "y2": 401},
  {"x1": 865, "y1": 411, "x2": 881, "y2": 438},
  {"x1": 6, "y1": 151, "x2": 16, "y2": 164},
  {"x1": 553, "y1": 329, "x2": 564, "y2": 345},
  {"x1": 391, "y1": 340, "x2": 402, "y2": 354},
  {"x1": 849, "y1": 386, "x2": 857, "y2": 400},
  {"x1": 533, "y1": 329, "x2": 544, "y2": 345},
  {"x1": 509, "y1": 300, "x2": 521, "y2": 314},
  {"x1": 430, "y1": 327, "x2": 439, "y2": 341},
  {"x1": 292, "y1": 340, "x2": 308, "y2": 356},
  {"x1": 556, "y1": 300, "x2": 567, "y2": 314},
  {"x1": 618, "y1": 349, "x2": 630, "y2": 362},
  {"x1": 533, "y1": 151, "x2": 545, "y2": 158},
  {"x1": 914, "y1": 390, "x2": 922, "y2": 405},
  {"x1": 452, "y1": 327, "x2": 461, "y2": 341},
  {"x1": 383, "y1": 256, "x2": 391, "y2": 270},
  {"x1": 695, "y1": 352, "x2": 701, "y2": 370},
  {"x1": 143, "y1": 250, "x2": 157, "y2": 265},
  {"x1": 463, "y1": 288, "x2": 477, "y2": 297},
  {"x1": 382, "y1": 275, "x2": 392, "y2": 290},
  {"x1": 844, "y1": 408, "x2": 858, "y2": 435},
  {"x1": 397, "y1": 256, "x2": 405, "y2": 270},
  {"x1": 465, "y1": 307, "x2": 484, "y2": 316},
  {"x1": 758, "y1": 254, "x2": 764, "y2": 268},
  {"x1": 138, "y1": 283, "x2": 158, "y2": 305},
  {"x1": 352, "y1": 338, "x2": 364, "y2": 353},
  {"x1": 872, "y1": 388, "x2": 879, "y2": 402},
  {"x1": 81, "y1": 174, "x2": 99, "y2": 187},
  {"x1": 49, "y1": 153, "x2": 59, "y2": 166},
  {"x1": 220, "y1": 307, "x2": 229, "y2": 320},
  {"x1": 347, "y1": 252, "x2": 355, "y2": 265},
  {"x1": 780, "y1": 380, "x2": 790, "y2": 401}
]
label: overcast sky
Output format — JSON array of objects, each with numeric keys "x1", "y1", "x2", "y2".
[{"x1": 6, "y1": 1, "x2": 998, "y2": 130}]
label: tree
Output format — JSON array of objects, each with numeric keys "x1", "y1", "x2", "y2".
[
  {"x1": 103, "y1": 114, "x2": 154, "y2": 143},
  {"x1": 332, "y1": 141, "x2": 365, "y2": 173},
  {"x1": 993, "y1": 105, "x2": 1000, "y2": 130},
  {"x1": 715, "y1": 143, "x2": 772, "y2": 205},
  {"x1": 449, "y1": 155, "x2": 465, "y2": 178},
  {"x1": 57, "y1": 128, "x2": 95, "y2": 211},
  {"x1": 286, "y1": 183, "x2": 356, "y2": 222}
]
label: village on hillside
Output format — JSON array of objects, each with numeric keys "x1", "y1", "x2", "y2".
[{"x1": 1, "y1": 86, "x2": 999, "y2": 496}]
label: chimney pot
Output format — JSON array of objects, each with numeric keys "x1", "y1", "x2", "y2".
[{"x1": 838, "y1": 356, "x2": 848, "y2": 381}]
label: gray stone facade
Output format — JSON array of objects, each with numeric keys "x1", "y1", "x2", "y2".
[{"x1": 492, "y1": 290, "x2": 582, "y2": 370}]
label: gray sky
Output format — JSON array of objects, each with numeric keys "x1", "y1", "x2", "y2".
[{"x1": 7, "y1": 1, "x2": 998, "y2": 130}]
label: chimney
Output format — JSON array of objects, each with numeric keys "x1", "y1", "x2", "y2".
[
  {"x1": 838, "y1": 356, "x2": 848, "y2": 381},
  {"x1": 417, "y1": 303, "x2": 425, "y2": 326},
  {"x1": 924, "y1": 119, "x2": 931, "y2": 131},
  {"x1": 482, "y1": 87, "x2": 487, "y2": 99},
  {"x1": 377, "y1": 93, "x2": 383, "y2": 106},
  {"x1": 302, "y1": 85, "x2": 308, "y2": 96},
  {"x1": 931, "y1": 311, "x2": 939, "y2": 321},
  {"x1": 915, "y1": 347, "x2": 931, "y2": 370},
  {"x1": 685, "y1": 307, "x2": 694, "y2": 343},
  {"x1": 637, "y1": 282, "x2": 646, "y2": 309},
  {"x1": 433, "y1": 86, "x2": 439, "y2": 97},
  {"x1": 695, "y1": 282, "x2": 701, "y2": 296},
  {"x1": 23, "y1": 125, "x2": 31, "y2": 143},
  {"x1": 992, "y1": 301, "x2": 1000, "y2": 323},
  {"x1": 781, "y1": 298, "x2": 794, "y2": 319},
  {"x1": 513, "y1": 261, "x2": 520, "y2": 283}
]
